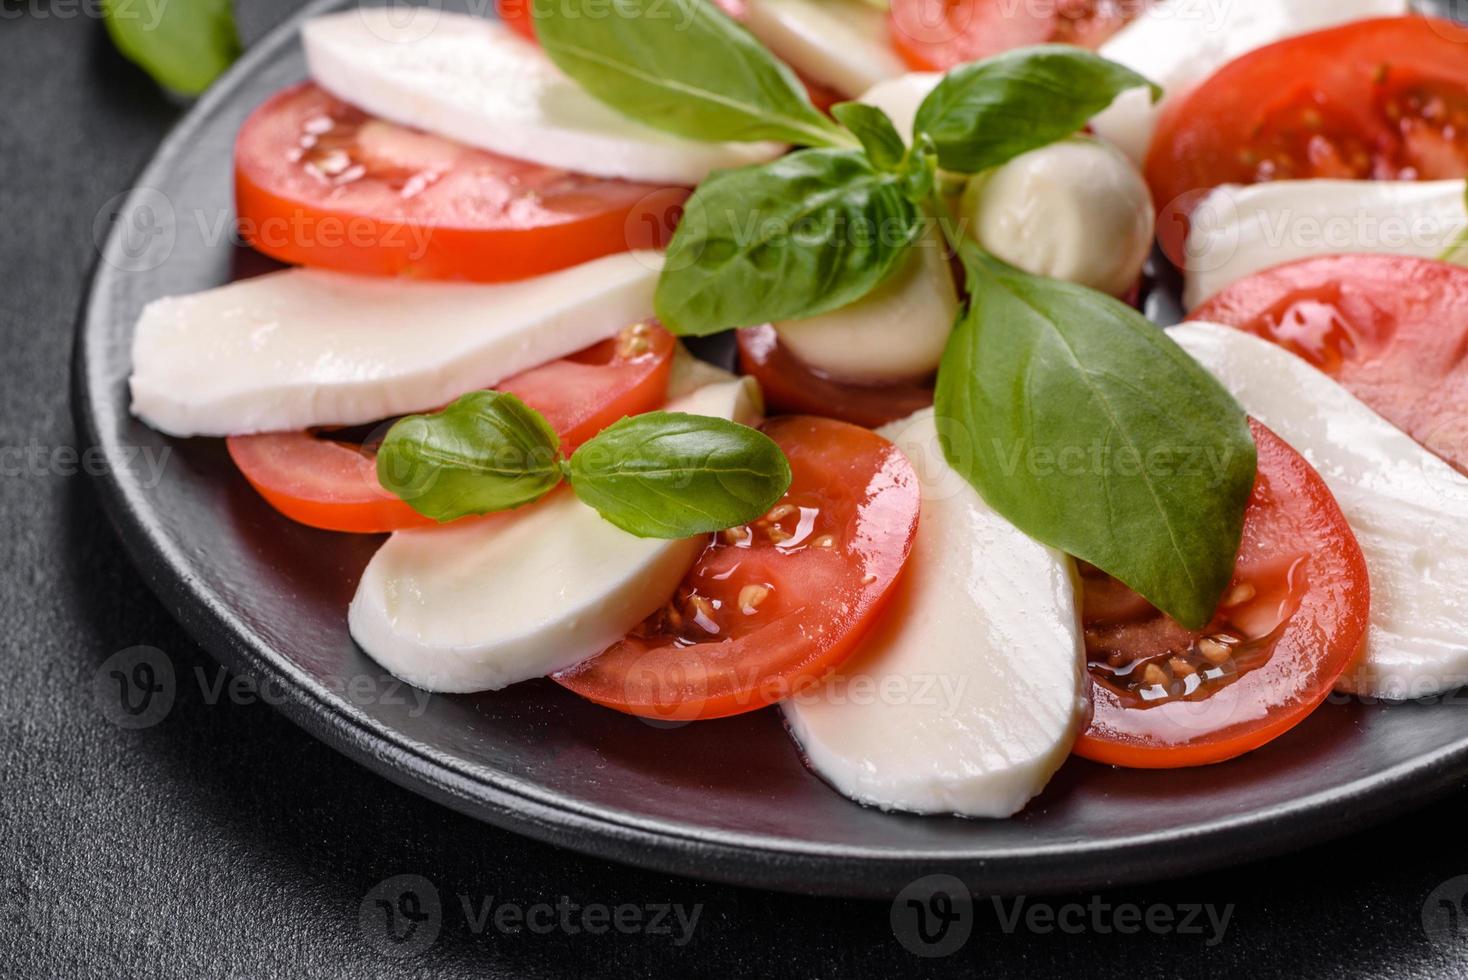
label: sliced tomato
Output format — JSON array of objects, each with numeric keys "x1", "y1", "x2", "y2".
[
  {"x1": 228, "y1": 323, "x2": 675, "y2": 533},
  {"x1": 1147, "y1": 16, "x2": 1468, "y2": 257},
  {"x1": 495, "y1": 0, "x2": 841, "y2": 110},
  {"x1": 233, "y1": 83, "x2": 688, "y2": 281},
  {"x1": 736, "y1": 325, "x2": 934, "y2": 429},
  {"x1": 554, "y1": 416, "x2": 922, "y2": 720},
  {"x1": 1192, "y1": 253, "x2": 1468, "y2": 477},
  {"x1": 889, "y1": 0, "x2": 1142, "y2": 72},
  {"x1": 1074, "y1": 419, "x2": 1369, "y2": 768}
]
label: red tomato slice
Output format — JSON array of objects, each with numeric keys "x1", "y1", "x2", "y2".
[
  {"x1": 1073, "y1": 419, "x2": 1369, "y2": 768},
  {"x1": 1191, "y1": 253, "x2": 1468, "y2": 477},
  {"x1": 233, "y1": 83, "x2": 688, "y2": 281},
  {"x1": 554, "y1": 416, "x2": 922, "y2": 720},
  {"x1": 495, "y1": 0, "x2": 841, "y2": 110},
  {"x1": 227, "y1": 323, "x2": 675, "y2": 533},
  {"x1": 1148, "y1": 16, "x2": 1468, "y2": 257},
  {"x1": 736, "y1": 324, "x2": 934, "y2": 428},
  {"x1": 889, "y1": 0, "x2": 1141, "y2": 72}
]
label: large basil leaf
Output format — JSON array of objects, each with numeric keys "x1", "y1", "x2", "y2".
[
  {"x1": 102, "y1": 0, "x2": 240, "y2": 96},
  {"x1": 532, "y1": 0, "x2": 846, "y2": 147},
  {"x1": 935, "y1": 252, "x2": 1256, "y2": 628},
  {"x1": 655, "y1": 148, "x2": 923, "y2": 335},
  {"x1": 377, "y1": 392, "x2": 563, "y2": 523},
  {"x1": 568, "y1": 412, "x2": 791, "y2": 538},
  {"x1": 914, "y1": 46, "x2": 1160, "y2": 173}
]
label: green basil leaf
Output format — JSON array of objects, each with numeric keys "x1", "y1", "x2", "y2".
[
  {"x1": 377, "y1": 392, "x2": 564, "y2": 523},
  {"x1": 568, "y1": 412, "x2": 792, "y2": 538},
  {"x1": 1437, "y1": 181, "x2": 1468, "y2": 264},
  {"x1": 935, "y1": 251, "x2": 1256, "y2": 628},
  {"x1": 914, "y1": 46, "x2": 1160, "y2": 173},
  {"x1": 102, "y1": 0, "x2": 241, "y2": 96},
  {"x1": 532, "y1": 0, "x2": 847, "y2": 147},
  {"x1": 832, "y1": 102, "x2": 906, "y2": 171},
  {"x1": 655, "y1": 148, "x2": 923, "y2": 335}
]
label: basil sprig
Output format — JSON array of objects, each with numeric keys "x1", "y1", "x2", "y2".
[
  {"x1": 377, "y1": 392, "x2": 791, "y2": 538},
  {"x1": 103, "y1": 0, "x2": 241, "y2": 96},
  {"x1": 532, "y1": 0, "x2": 848, "y2": 148},
  {"x1": 912, "y1": 46, "x2": 1160, "y2": 173},
  {"x1": 937, "y1": 249, "x2": 1256, "y2": 629},
  {"x1": 655, "y1": 148, "x2": 925, "y2": 334}
]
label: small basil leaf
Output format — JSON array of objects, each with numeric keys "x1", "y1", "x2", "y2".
[
  {"x1": 568, "y1": 412, "x2": 792, "y2": 538},
  {"x1": 832, "y1": 102, "x2": 906, "y2": 171},
  {"x1": 102, "y1": 0, "x2": 241, "y2": 96},
  {"x1": 1437, "y1": 180, "x2": 1468, "y2": 264},
  {"x1": 377, "y1": 392, "x2": 564, "y2": 523},
  {"x1": 533, "y1": 0, "x2": 847, "y2": 147},
  {"x1": 898, "y1": 132, "x2": 939, "y2": 203},
  {"x1": 935, "y1": 250, "x2": 1256, "y2": 629},
  {"x1": 914, "y1": 46, "x2": 1161, "y2": 173},
  {"x1": 655, "y1": 148, "x2": 923, "y2": 335}
]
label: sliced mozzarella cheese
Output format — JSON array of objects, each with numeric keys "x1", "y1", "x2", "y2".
[
  {"x1": 857, "y1": 72, "x2": 939, "y2": 141},
  {"x1": 1171, "y1": 321, "x2": 1468, "y2": 699},
  {"x1": 782, "y1": 408, "x2": 1086, "y2": 817},
  {"x1": 960, "y1": 137, "x2": 1153, "y2": 297},
  {"x1": 129, "y1": 252, "x2": 663, "y2": 437},
  {"x1": 349, "y1": 377, "x2": 762, "y2": 693},
  {"x1": 742, "y1": 0, "x2": 905, "y2": 98},
  {"x1": 1182, "y1": 178, "x2": 1468, "y2": 309},
  {"x1": 773, "y1": 228, "x2": 958, "y2": 382},
  {"x1": 1092, "y1": 0, "x2": 1408, "y2": 164},
  {"x1": 302, "y1": 10, "x2": 784, "y2": 185}
]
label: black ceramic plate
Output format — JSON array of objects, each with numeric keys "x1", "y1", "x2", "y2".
[{"x1": 74, "y1": 0, "x2": 1468, "y2": 898}]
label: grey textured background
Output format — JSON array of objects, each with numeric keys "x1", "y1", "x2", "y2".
[{"x1": 6, "y1": 1, "x2": 1468, "y2": 975}]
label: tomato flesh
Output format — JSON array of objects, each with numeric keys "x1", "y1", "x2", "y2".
[
  {"x1": 1073, "y1": 420, "x2": 1369, "y2": 768},
  {"x1": 227, "y1": 323, "x2": 675, "y2": 533},
  {"x1": 1192, "y1": 253, "x2": 1468, "y2": 477},
  {"x1": 1147, "y1": 16, "x2": 1468, "y2": 251},
  {"x1": 554, "y1": 416, "x2": 922, "y2": 720},
  {"x1": 234, "y1": 83, "x2": 688, "y2": 281},
  {"x1": 889, "y1": 0, "x2": 1141, "y2": 72},
  {"x1": 737, "y1": 325, "x2": 934, "y2": 429}
]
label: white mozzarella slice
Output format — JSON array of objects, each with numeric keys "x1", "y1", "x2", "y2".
[
  {"x1": 129, "y1": 252, "x2": 663, "y2": 438},
  {"x1": 1170, "y1": 321, "x2": 1468, "y2": 699},
  {"x1": 742, "y1": 0, "x2": 905, "y2": 98},
  {"x1": 1092, "y1": 0, "x2": 1409, "y2": 164},
  {"x1": 857, "y1": 72, "x2": 939, "y2": 141},
  {"x1": 1182, "y1": 179, "x2": 1468, "y2": 309},
  {"x1": 782, "y1": 408, "x2": 1086, "y2": 817},
  {"x1": 302, "y1": 10, "x2": 784, "y2": 185},
  {"x1": 349, "y1": 377, "x2": 762, "y2": 693},
  {"x1": 773, "y1": 228, "x2": 958, "y2": 382},
  {"x1": 960, "y1": 137, "x2": 1154, "y2": 297}
]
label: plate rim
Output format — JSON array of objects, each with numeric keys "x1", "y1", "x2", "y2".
[{"x1": 71, "y1": 0, "x2": 1468, "y2": 898}]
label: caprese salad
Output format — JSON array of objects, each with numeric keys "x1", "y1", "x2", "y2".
[{"x1": 125, "y1": 0, "x2": 1468, "y2": 819}]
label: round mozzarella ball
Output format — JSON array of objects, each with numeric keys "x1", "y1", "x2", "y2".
[
  {"x1": 773, "y1": 228, "x2": 959, "y2": 383},
  {"x1": 961, "y1": 137, "x2": 1154, "y2": 297}
]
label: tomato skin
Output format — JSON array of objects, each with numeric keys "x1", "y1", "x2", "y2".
[
  {"x1": 228, "y1": 324, "x2": 675, "y2": 533},
  {"x1": 554, "y1": 416, "x2": 922, "y2": 720},
  {"x1": 1147, "y1": 16, "x2": 1468, "y2": 258},
  {"x1": 889, "y1": 0, "x2": 1140, "y2": 72},
  {"x1": 1073, "y1": 420, "x2": 1370, "y2": 768},
  {"x1": 737, "y1": 325, "x2": 934, "y2": 429},
  {"x1": 1192, "y1": 254, "x2": 1468, "y2": 477},
  {"x1": 234, "y1": 83, "x2": 687, "y2": 282}
]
